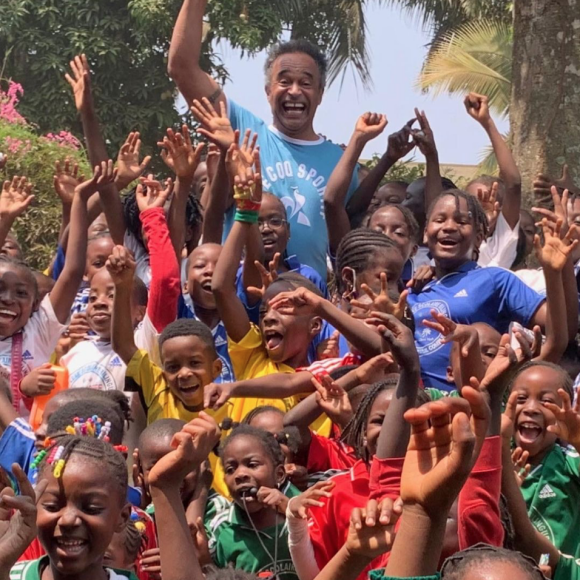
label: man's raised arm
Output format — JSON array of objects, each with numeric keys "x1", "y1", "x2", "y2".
[{"x1": 168, "y1": 0, "x2": 227, "y2": 110}]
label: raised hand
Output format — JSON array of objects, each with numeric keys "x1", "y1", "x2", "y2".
[
  {"x1": 64, "y1": 54, "x2": 93, "y2": 114},
  {"x1": 353, "y1": 112, "x2": 388, "y2": 144},
  {"x1": 246, "y1": 253, "x2": 280, "y2": 300},
  {"x1": 534, "y1": 217, "x2": 578, "y2": 272},
  {"x1": 422, "y1": 310, "x2": 479, "y2": 358},
  {"x1": 140, "y1": 547, "x2": 161, "y2": 579},
  {"x1": 533, "y1": 164, "x2": 578, "y2": 201},
  {"x1": 511, "y1": 447, "x2": 531, "y2": 486},
  {"x1": 463, "y1": 92, "x2": 491, "y2": 126},
  {"x1": 312, "y1": 374, "x2": 354, "y2": 428},
  {"x1": 135, "y1": 174, "x2": 173, "y2": 213},
  {"x1": 53, "y1": 158, "x2": 84, "y2": 206},
  {"x1": 225, "y1": 129, "x2": 259, "y2": 182},
  {"x1": 19, "y1": 363, "x2": 56, "y2": 398},
  {"x1": 0, "y1": 176, "x2": 34, "y2": 219},
  {"x1": 406, "y1": 264, "x2": 436, "y2": 292},
  {"x1": 106, "y1": 244, "x2": 136, "y2": 287},
  {"x1": 148, "y1": 412, "x2": 220, "y2": 489},
  {"x1": 0, "y1": 464, "x2": 47, "y2": 570},
  {"x1": 191, "y1": 98, "x2": 236, "y2": 151},
  {"x1": 476, "y1": 181, "x2": 500, "y2": 233},
  {"x1": 353, "y1": 352, "x2": 395, "y2": 385},
  {"x1": 317, "y1": 329, "x2": 340, "y2": 360},
  {"x1": 545, "y1": 389, "x2": 580, "y2": 451},
  {"x1": 287, "y1": 481, "x2": 335, "y2": 519},
  {"x1": 158, "y1": 125, "x2": 205, "y2": 181},
  {"x1": 385, "y1": 119, "x2": 417, "y2": 163},
  {"x1": 206, "y1": 143, "x2": 221, "y2": 184},
  {"x1": 76, "y1": 160, "x2": 118, "y2": 201},
  {"x1": 345, "y1": 498, "x2": 401, "y2": 559},
  {"x1": 532, "y1": 186, "x2": 570, "y2": 237},
  {"x1": 116, "y1": 132, "x2": 152, "y2": 190},
  {"x1": 350, "y1": 272, "x2": 408, "y2": 321},
  {"x1": 411, "y1": 108, "x2": 437, "y2": 160},
  {"x1": 366, "y1": 312, "x2": 419, "y2": 371},
  {"x1": 256, "y1": 486, "x2": 289, "y2": 515},
  {"x1": 268, "y1": 287, "x2": 323, "y2": 317},
  {"x1": 68, "y1": 312, "x2": 91, "y2": 347},
  {"x1": 228, "y1": 147, "x2": 263, "y2": 210}
]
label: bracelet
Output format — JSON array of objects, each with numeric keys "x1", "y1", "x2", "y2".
[
  {"x1": 234, "y1": 209, "x2": 259, "y2": 224},
  {"x1": 236, "y1": 199, "x2": 261, "y2": 212}
]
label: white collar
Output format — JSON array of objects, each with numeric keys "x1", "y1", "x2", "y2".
[{"x1": 268, "y1": 124, "x2": 325, "y2": 146}]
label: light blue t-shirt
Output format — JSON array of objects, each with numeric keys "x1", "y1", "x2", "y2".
[
  {"x1": 228, "y1": 99, "x2": 358, "y2": 278},
  {"x1": 408, "y1": 261, "x2": 545, "y2": 390}
]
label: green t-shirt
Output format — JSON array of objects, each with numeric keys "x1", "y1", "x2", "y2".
[
  {"x1": 424, "y1": 388, "x2": 460, "y2": 401},
  {"x1": 521, "y1": 444, "x2": 580, "y2": 558},
  {"x1": 555, "y1": 554, "x2": 580, "y2": 580},
  {"x1": 368, "y1": 570, "x2": 439, "y2": 580},
  {"x1": 210, "y1": 483, "x2": 300, "y2": 580},
  {"x1": 10, "y1": 556, "x2": 138, "y2": 580}
]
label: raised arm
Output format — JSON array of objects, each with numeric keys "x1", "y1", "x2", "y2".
[
  {"x1": 324, "y1": 113, "x2": 387, "y2": 255},
  {"x1": 168, "y1": 0, "x2": 226, "y2": 110},
  {"x1": 108, "y1": 245, "x2": 139, "y2": 365},
  {"x1": 0, "y1": 177, "x2": 34, "y2": 249},
  {"x1": 345, "y1": 119, "x2": 416, "y2": 218},
  {"x1": 464, "y1": 93, "x2": 521, "y2": 228},
  {"x1": 412, "y1": 108, "x2": 442, "y2": 211},
  {"x1": 50, "y1": 161, "x2": 116, "y2": 323}
]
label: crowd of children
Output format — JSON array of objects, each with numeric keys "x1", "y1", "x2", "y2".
[{"x1": 1, "y1": 3, "x2": 580, "y2": 579}]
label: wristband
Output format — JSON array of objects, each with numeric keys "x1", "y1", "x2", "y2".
[
  {"x1": 236, "y1": 199, "x2": 261, "y2": 212},
  {"x1": 235, "y1": 209, "x2": 259, "y2": 224}
]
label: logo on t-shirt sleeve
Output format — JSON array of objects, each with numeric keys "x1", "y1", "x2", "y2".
[{"x1": 411, "y1": 299, "x2": 451, "y2": 356}]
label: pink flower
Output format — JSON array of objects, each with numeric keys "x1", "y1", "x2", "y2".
[
  {"x1": 43, "y1": 130, "x2": 81, "y2": 150},
  {"x1": 0, "y1": 81, "x2": 26, "y2": 125}
]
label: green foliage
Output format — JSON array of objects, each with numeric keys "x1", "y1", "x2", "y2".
[
  {"x1": 0, "y1": 120, "x2": 89, "y2": 270},
  {"x1": 363, "y1": 154, "x2": 425, "y2": 184}
]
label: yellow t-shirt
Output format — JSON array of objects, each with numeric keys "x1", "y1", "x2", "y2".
[
  {"x1": 227, "y1": 324, "x2": 301, "y2": 424},
  {"x1": 126, "y1": 349, "x2": 232, "y2": 496}
]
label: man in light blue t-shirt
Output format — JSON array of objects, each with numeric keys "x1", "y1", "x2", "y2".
[{"x1": 168, "y1": 0, "x2": 358, "y2": 277}]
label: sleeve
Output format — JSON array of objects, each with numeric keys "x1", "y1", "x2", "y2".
[
  {"x1": 369, "y1": 457, "x2": 405, "y2": 501},
  {"x1": 562, "y1": 446, "x2": 580, "y2": 479},
  {"x1": 0, "y1": 419, "x2": 35, "y2": 478},
  {"x1": 227, "y1": 98, "x2": 268, "y2": 134},
  {"x1": 125, "y1": 349, "x2": 164, "y2": 409},
  {"x1": 27, "y1": 295, "x2": 68, "y2": 360},
  {"x1": 134, "y1": 315, "x2": 161, "y2": 367},
  {"x1": 287, "y1": 508, "x2": 321, "y2": 580},
  {"x1": 140, "y1": 207, "x2": 181, "y2": 332},
  {"x1": 494, "y1": 269, "x2": 545, "y2": 326},
  {"x1": 51, "y1": 244, "x2": 66, "y2": 281},
  {"x1": 457, "y1": 436, "x2": 504, "y2": 549},
  {"x1": 234, "y1": 265, "x2": 261, "y2": 325},
  {"x1": 227, "y1": 324, "x2": 265, "y2": 378},
  {"x1": 477, "y1": 213, "x2": 519, "y2": 269},
  {"x1": 345, "y1": 163, "x2": 360, "y2": 204},
  {"x1": 555, "y1": 555, "x2": 580, "y2": 580},
  {"x1": 307, "y1": 432, "x2": 357, "y2": 473}
]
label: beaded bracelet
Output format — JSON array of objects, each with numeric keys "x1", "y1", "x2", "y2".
[{"x1": 235, "y1": 209, "x2": 259, "y2": 224}]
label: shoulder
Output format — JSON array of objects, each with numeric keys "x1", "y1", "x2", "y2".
[{"x1": 10, "y1": 558, "x2": 42, "y2": 580}]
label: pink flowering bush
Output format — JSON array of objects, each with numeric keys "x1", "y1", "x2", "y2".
[{"x1": 0, "y1": 80, "x2": 89, "y2": 268}]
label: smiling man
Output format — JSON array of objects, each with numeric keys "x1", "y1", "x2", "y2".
[{"x1": 168, "y1": 0, "x2": 359, "y2": 277}]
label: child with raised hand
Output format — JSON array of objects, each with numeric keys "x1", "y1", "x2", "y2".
[
  {"x1": 0, "y1": 175, "x2": 34, "y2": 251},
  {"x1": 323, "y1": 112, "x2": 388, "y2": 256},
  {"x1": 503, "y1": 363, "x2": 580, "y2": 559},
  {"x1": 1, "y1": 161, "x2": 111, "y2": 414},
  {"x1": 464, "y1": 93, "x2": 522, "y2": 269}
]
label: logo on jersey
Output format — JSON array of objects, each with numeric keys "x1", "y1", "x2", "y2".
[
  {"x1": 282, "y1": 187, "x2": 311, "y2": 227},
  {"x1": 69, "y1": 362, "x2": 116, "y2": 390},
  {"x1": 22, "y1": 350, "x2": 33, "y2": 361},
  {"x1": 539, "y1": 484, "x2": 557, "y2": 499},
  {"x1": 411, "y1": 299, "x2": 451, "y2": 355},
  {"x1": 453, "y1": 289, "x2": 468, "y2": 298}
]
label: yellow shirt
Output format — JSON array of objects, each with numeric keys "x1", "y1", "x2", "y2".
[
  {"x1": 126, "y1": 349, "x2": 232, "y2": 496},
  {"x1": 227, "y1": 325, "x2": 301, "y2": 424}
]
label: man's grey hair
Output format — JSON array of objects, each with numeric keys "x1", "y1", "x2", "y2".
[{"x1": 264, "y1": 39, "x2": 328, "y2": 90}]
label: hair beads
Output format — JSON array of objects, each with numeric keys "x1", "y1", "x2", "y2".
[{"x1": 64, "y1": 416, "x2": 112, "y2": 441}]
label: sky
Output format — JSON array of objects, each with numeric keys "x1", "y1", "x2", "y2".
[{"x1": 210, "y1": 3, "x2": 509, "y2": 165}]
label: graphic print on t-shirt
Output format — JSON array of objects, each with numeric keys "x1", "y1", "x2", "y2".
[
  {"x1": 69, "y1": 361, "x2": 117, "y2": 390},
  {"x1": 411, "y1": 299, "x2": 451, "y2": 356}
]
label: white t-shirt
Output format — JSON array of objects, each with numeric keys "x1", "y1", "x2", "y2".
[
  {"x1": 478, "y1": 213, "x2": 519, "y2": 269},
  {"x1": 0, "y1": 295, "x2": 66, "y2": 385}
]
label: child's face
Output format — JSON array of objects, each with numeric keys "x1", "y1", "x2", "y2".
[
  {"x1": 513, "y1": 366, "x2": 563, "y2": 459},
  {"x1": 402, "y1": 181, "x2": 426, "y2": 231},
  {"x1": 248, "y1": 411, "x2": 292, "y2": 461},
  {"x1": 103, "y1": 529, "x2": 135, "y2": 571},
  {"x1": 161, "y1": 335, "x2": 221, "y2": 410},
  {"x1": 368, "y1": 206, "x2": 417, "y2": 263},
  {"x1": 258, "y1": 194, "x2": 290, "y2": 263},
  {"x1": 87, "y1": 214, "x2": 109, "y2": 239},
  {"x1": 425, "y1": 195, "x2": 481, "y2": 267},
  {"x1": 37, "y1": 456, "x2": 129, "y2": 576},
  {"x1": 364, "y1": 389, "x2": 393, "y2": 458},
  {"x1": 222, "y1": 434, "x2": 285, "y2": 513},
  {"x1": 35, "y1": 395, "x2": 67, "y2": 449},
  {"x1": 373, "y1": 183, "x2": 407, "y2": 206},
  {"x1": 86, "y1": 269, "x2": 115, "y2": 339},
  {"x1": 140, "y1": 437, "x2": 198, "y2": 505},
  {"x1": 260, "y1": 285, "x2": 320, "y2": 366},
  {"x1": 1, "y1": 234, "x2": 22, "y2": 260},
  {"x1": 0, "y1": 263, "x2": 36, "y2": 338},
  {"x1": 186, "y1": 244, "x2": 221, "y2": 311},
  {"x1": 353, "y1": 247, "x2": 404, "y2": 296},
  {"x1": 85, "y1": 237, "x2": 115, "y2": 282}
]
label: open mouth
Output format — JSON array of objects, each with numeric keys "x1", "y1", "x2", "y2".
[
  {"x1": 518, "y1": 421, "x2": 543, "y2": 444},
  {"x1": 264, "y1": 330, "x2": 284, "y2": 351},
  {"x1": 437, "y1": 238, "x2": 459, "y2": 248},
  {"x1": 282, "y1": 102, "x2": 306, "y2": 116},
  {"x1": 262, "y1": 237, "x2": 277, "y2": 248},
  {"x1": 236, "y1": 485, "x2": 257, "y2": 503},
  {"x1": 0, "y1": 309, "x2": 17, "y2": 323},
  {"x1": 54, "y1": 537, "x2": 88, "y2": 557},
  {"x1": 179, "y1": 383, "x2": 200, "y2": 397}
]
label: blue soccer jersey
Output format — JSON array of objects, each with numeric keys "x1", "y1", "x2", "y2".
[
  {"x1": 408, "y1": 262, "x2": 545, "y2": 389},
  {"x1": 228, "y1": 99, "x2": 358, "y2": 278}
]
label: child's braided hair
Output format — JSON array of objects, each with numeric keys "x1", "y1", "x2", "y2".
[
  {"x1": 508, "y1": 360, "x2": 574, "y2": 401},
  {"x1": 242, "y1": 406, "x2": 301, "y2": 456},
  {"x1": 124, "y1": 515, "x2": 148, "y2": 561},
  {"x1": 440, "y1": 543, "x2": 547, "y2": 579},
  {"x1": 219, "y1": 425, "x2": 285, "y2": 468},
  {"x1": 340, "y1": 377, "x2": 399, "y2": 463}
]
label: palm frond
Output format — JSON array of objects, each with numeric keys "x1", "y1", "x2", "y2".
[
  {"x1": 477, "y1": 143, "x2": 499, "y2": 175},
  {"x1": 416, "y1": 20, "x2": 512, "y2": 116}
]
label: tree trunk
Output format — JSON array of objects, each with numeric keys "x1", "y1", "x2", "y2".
[{"x1": 510, "y1": 0, "x2": 580, "y2": 206}]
